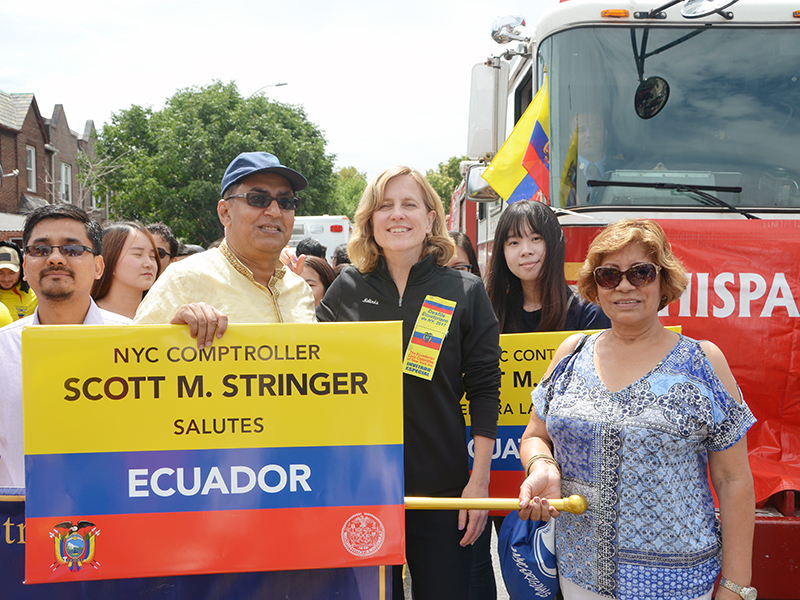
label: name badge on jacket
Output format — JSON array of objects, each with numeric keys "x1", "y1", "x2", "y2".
[{"x1": 402, "y1": 295, "x2": 456, "y2": 380}]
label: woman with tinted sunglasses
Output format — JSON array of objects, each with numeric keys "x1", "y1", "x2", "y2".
[
  {"x1": 91, "y1": 222, "x2": 161, "y2": 319},
  {"x1": 518, "y1": 219, "x2": 756, "y2": 600}
]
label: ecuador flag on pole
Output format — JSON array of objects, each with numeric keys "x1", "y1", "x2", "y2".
[{"x1": 483, "y1": 75, "x2": 549, "y2": 204}]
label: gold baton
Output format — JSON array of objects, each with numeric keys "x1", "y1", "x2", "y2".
[{"x1": 404, "y1": 494, "x2": 588, "y2": 515}]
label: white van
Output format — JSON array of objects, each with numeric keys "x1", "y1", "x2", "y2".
[{"x1": 288, "y1": 215, "x2": 352, "y2": 263}]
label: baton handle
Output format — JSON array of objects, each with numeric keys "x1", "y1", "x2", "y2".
[{"x1": 404, "y1": 494, "x2": 588, "y2": 515}]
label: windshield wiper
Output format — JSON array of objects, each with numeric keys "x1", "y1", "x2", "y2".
[{"x1": 587, "y1": 179, "x2": 759, "y2": 219}]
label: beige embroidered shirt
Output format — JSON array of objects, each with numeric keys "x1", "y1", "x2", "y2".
[{"x1": 134, "y1": 240, "x2": 315, "y2": 325}]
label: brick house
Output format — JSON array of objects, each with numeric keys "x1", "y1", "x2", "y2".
[
  {"x1": 0, "y1": 92, "x2": 49, "y2": 240},
  {"x1": 0, "y1": 91, "x2": 105, "y2": 242}
]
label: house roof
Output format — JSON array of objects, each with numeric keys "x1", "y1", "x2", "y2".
[
  {"x1": 0, "y1": 211, "x2": 27, "y2": 232},
  {"x1": 81, "y1": 120, "x2": 95, "y2": 142},
  {"x1": 0, "y1": 90, "x2": 18, "y2": 130},
  {"x1": 0, "y1": 92, "x2": 35, "y2": 132}
]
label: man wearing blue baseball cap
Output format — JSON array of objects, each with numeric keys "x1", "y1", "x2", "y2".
[{"x1": 134, "y1": 152, "x2": 316, "y2": 341}]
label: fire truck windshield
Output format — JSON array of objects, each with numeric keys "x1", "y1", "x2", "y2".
[{"x1": 539, "y1": 26, "x2": 800, "y2": 210}]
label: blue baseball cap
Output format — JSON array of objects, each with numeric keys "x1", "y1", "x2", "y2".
[{"x1": 220, "y1": 152, "x2": 308, "y2": 197}]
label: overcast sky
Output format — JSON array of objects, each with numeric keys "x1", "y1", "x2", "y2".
[{"x1": 0, "y1": 0, "x2": 551, "y2": 180}]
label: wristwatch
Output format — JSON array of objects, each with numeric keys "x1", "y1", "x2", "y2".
[{"x1": 719, "y1": 576, "x2": 757, "y2": 600}]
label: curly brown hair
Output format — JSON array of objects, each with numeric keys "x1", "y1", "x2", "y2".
[{"x1": 577, "y1": 219, "x2": 688, "y2": 311}]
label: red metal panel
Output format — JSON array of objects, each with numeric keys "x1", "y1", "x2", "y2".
[{"x1": 752, "y1": 513, "x2": 800, "y2": 599}]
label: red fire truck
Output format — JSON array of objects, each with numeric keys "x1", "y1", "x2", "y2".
[{"x1": 453, "y1": 1, "x2": 800, "y2": 597}]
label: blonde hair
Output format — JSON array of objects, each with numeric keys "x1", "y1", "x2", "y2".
[
  {"x1": 577, "y1": 219, "x2": 688, "y2": 311},
  {"x1": 347, "y1": 166, "x2": 455, "y2": 272}
]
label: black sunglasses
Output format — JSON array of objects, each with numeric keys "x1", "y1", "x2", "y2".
[
  {"x1": 157, "y1": 248, "x2": 172, "y2": 260},
  {"x1": 594, "y1": 262, "x2": 660, "y2": 289},
  {"x1": 25, "y1": 244, "x2": 97, "y2": 258},
  {"x1": 226, "y1": 192, "x2": 301, "y2": 211}
]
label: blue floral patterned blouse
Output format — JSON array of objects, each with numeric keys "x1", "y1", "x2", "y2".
[{"x1": 532, "y1": 333, "x2": 755, "y2": 600}]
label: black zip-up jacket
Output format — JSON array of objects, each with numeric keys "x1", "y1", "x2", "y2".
[{"x1": 316, "y1": 255, "x2": 501, "y2": 497}]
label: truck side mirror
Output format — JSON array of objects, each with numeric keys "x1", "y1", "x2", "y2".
[
  {"x1": 466, "y1": 164, "x2": 501, "y2": 202},
  {"x1": 467, "y1": 61, "x2": 510, "y2": 160}
]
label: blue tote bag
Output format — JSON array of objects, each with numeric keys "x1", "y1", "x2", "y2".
[{"x1": 498, "y1": 512, "x2": 559, "y2": 600}]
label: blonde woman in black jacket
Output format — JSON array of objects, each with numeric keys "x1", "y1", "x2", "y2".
[{"x1": 317, "y1": 166, "x2": 501, "y2": 600}]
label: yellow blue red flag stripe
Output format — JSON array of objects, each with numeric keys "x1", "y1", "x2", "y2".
[
  {"x1": 482, "y1": 75, "x2": 550, "y2": 204},
  {"x1": 522, "y1": 75, "x2": 550, "y2": 201}
]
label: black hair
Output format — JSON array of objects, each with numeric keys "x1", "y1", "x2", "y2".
[
  {"x1": 486, "y1": 201, "x2": 569, "y2": 333},
  {"x1": 304, "y1": 255, "x2": 337, "y2": 293},
  {"x1": 177, "y1": 243, "x2": 205, "y2": 257},
  {"x1": 296, "y1": 237, "x2": 326, "y2": 259},
  {"x1": 332, "y1": 243, "x2": 350, "y2": 265},
  {"x1": 23, "y1": 204, "x2": 103, "y2": 255},
  {"x1": 146, "y1": 222, "x2": 179, "y2": 258},
  {"x1": 448, "y1": 231, "x2": 481, "y2": 278},
  {"x1": 0, "y1": 240, "x2": 29, "y2": 293}
]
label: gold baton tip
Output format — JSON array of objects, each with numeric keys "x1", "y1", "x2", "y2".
[{"x1": 546, "y1": 494, "x2": 588, "y2": 515}]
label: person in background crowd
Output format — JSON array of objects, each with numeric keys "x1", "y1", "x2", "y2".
[
  {"x1": 519, "y1": 219, "x2": 755, "y2": 600},
  {"x1": 174, "y1": 243, "x2": 205, "y2": 261},
  {"x1": 570, "y1": 111, "x2": 625, "y2": 205},
  {"x1": 91, "y1": 222, "x2": 161, "y2": 319},
  {"x1": 0, "y1": 240, "x2": 37, "y2": 320},
  {"x1": 0, "y1": 204, "x2": 129, "y2": 487},
  {"x1": 0, "y1": 303, "x2": 11, "y2": 328},
  {"x1": 147, "y1": 222, "x2": 178, "y2": 274},
  {"x1": 296, "y1": 237, "x2": 327, "y2": 259},
  {"x1": 331, "y1": 243, "x2": 350, "y2": 267},
  {"x1": 302, "y1": 255, "x2": 337, "y2": 307},
  {"x1": 134, "y1": 152, "x2": 315, "y2": 343},
  {"x1": 487, "y1": 200, "x2": 609, "y2": 333},
  {"x1": 447, "y1": 232, "x2": 481, "y2": 276},
  {"x1": 317, "y1": 166, "x2": 501, "y2": 600}
]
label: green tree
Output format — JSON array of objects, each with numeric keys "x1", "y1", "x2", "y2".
[
  {"x1": 329, "y1": 166, "x2": 367, "y2": 220},
  {"x1": 96, "y1": 81, "x2": 336, "y2": 246},
  {"x1": 426, "y1": 155, "x2": 467, "y2": 216}
]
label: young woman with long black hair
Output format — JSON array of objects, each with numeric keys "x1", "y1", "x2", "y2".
[{"x1": 487, "y1": 201, "x2": 609, "y2": 334}]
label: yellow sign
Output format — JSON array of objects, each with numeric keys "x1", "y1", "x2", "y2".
[
  {"x1": 22, "y1": 322, "x2": 407, "y2": 582},
  {"x1": 462, "y1": 326, "x2": 682, "y2": 427},
  {"x1": 23, "y1": 322, "x2": 404, "y2": 455}
]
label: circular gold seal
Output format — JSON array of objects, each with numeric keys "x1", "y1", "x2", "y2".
[{"x1": 341, "y1": 512, "x2": 386, "y2": 557}]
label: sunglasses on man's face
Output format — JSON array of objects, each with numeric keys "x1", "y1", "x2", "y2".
[
  {"x1": 226, "y1": 192, "x2": 301, "y2": 211},
  {"x1": 593, "y1": 262, "x2": 660, "y2": 289},
  {"x1": 25, "y1": 244, "x2": 97, "y2": 258},
  {"x1": 157, "y1": 248, "x2": 172, "y2": 260}
]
